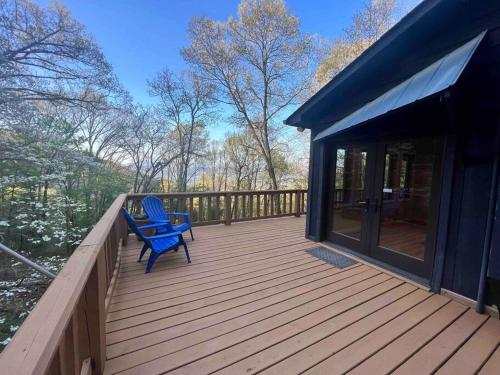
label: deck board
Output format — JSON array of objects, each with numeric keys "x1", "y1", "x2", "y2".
[{"x1": 104, "y1": 216, "x2": 500, "y2": 375}]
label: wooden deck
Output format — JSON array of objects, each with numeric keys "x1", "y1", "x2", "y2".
[{"x1": 105, "y1": 217, "x2": 500, "y2": 375}]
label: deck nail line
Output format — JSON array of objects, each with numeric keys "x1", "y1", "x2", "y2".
[
  {"x1": 296, "y1": 292, "x2": 441, "y2": 375},
  {"x1": 209, "y1": 286, "x2": 429, "y2": 375},
  {"x1": 113, "y1": 251, "x2": 315, "y2": 295},
  {"x1": 114, "y1": 279, "x2": 410, "y2": 374},
  {"x1": 107, "y1": 262, "x2": 332, "y2": 318},
  {"x1": 105, "y1": 268, "x2": 381, "y2": 357},
  {"x1": 106, "y1": 264, "x2": 340, "y2": 329},
  {"x1": 430, "y1": 314, "x2": 491, "y2": 374},
  {"x1": 109, "y1": 258, "x2": 326, "y2": 310},
  {"x1": 116, "y1": 240, "x2": 311, "y2": 279},
  {"x1": 105, "y1": 265, "x2": 366, "y2": 337},
  {"x1": 361, "y1": 302, "x2": 468, "y2": 375}
]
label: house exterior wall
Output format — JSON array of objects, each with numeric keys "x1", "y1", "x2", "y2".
[{"x1": 302, "y1": 3, "x2": 500, "y2": 305}]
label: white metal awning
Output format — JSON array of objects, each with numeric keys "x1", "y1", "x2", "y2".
[{"x1": 314, "y1": 31, "x2": 486, "y2": 141}]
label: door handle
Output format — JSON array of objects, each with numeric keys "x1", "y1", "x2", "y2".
[{"x1": 357, "y1": 199, "x2": 370, "y2": 213}]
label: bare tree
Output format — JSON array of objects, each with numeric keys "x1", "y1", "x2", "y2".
[
  {"x1": 119, "y1": 108, "x2": 178, "y2": 193},
  {"x1": 0, "y1": 0, "x2": 118, "y2": 109},
  {"x1": 205, "y1": 140, "x2": 229, "y2": 191},
  {"x1": 75, "y1": 93, "x2": 132, "y2": 160},
  {"x1": 182, "y1": 0, "x2": 315, "y2": 190},
  {"x1": 149, "y1": 69, "x2": 215, "y2": 192},
  {"x1": 225, "y1": 131, "x2": 264, "y2": 191}
]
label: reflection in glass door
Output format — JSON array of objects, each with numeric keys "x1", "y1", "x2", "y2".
[
  {"x1": 329, "y1": 136, "x2": 442, "y2": 279},
  {"x1": 377, "y1": 139, "x2": 438, "y2": 260},
  {"x1": 330, "y1": 144, "x2": 373, "y2": 251}
]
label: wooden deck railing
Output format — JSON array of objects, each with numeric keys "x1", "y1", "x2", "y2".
[
  {"x1": 0, "y1": 189, "x2": 306, "y2": 375},
  {"x1": 127, "y1": 189, "x2": 307, "y2": 226}
]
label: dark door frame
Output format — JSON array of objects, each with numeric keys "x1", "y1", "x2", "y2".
[{"x1": 325, "y1": 134, "x2": 444, "y2": 280}]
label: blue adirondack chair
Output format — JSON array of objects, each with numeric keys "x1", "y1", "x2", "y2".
[
  {"x1": 122, "y1": 208, "x2": 191, "y2": 273},
  {"x1": 142, "y1": 196, "x2": 194, "y2": 241}
]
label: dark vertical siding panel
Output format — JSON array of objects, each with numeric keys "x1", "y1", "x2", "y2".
[
  {"x1": 489, "y1": 179, "x2": 500, "y2": 279},
  {"x1": 443, "y1": 122, "x2": 496, "y2": 299},
  {"x1": 430, "y1": 128, "x2": 457, "y2": 292},
  {"x1": 305, "y1": 130, "x2": 315, "y2": 239},
  {"x1": 305, "y1": 129, "x2": 328, "y2": 242}
]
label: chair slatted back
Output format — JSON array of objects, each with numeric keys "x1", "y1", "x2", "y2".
[
  {"x1": 122, "y1": 208, "x2": 148, "y2": 243},
  {"x1": 143, "y1": 196, "x2": 169, "y2": 222}
]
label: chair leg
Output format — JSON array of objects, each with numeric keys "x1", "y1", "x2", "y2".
[
  {"x1": 181, "y1": 235, "x2": 191, "y2": 263},
  {"x1": 138, "y1": 244, "x2": 148, "y2": 262},
  {"x1": 190, "y1": 228, "x2": 194, "y2": 241},
  {"x1": 146, "y1": 251, "x2": 160, "y2": 273}
]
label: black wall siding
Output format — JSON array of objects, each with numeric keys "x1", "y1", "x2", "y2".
[
  {"x1": 306, "y1": 130, "x2": 326, "y2": 242},
  {"x1": 302, "y1": 3, "x2": 500, "y2": 305},
  {"x1": 443, "y1": 160, "x2": 493, "y2": 299},
  {"x1": 489, "y1": 179, "x2": 500, "y2": 279}
]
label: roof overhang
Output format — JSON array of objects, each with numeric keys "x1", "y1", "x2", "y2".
[
  {"x1": 313, "y1": 31, "x2": 486, "y2": 142},
  {"x1": 285, "y1": 0, "x2": 448, "y2": 128}
]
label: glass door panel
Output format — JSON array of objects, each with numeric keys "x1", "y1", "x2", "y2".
[
  {"x1": 332, "y1": 146, "x2": 369, "y2": 240},
  {"x1": 377, "y1": 138, "x2": 439, "y2": 260}
]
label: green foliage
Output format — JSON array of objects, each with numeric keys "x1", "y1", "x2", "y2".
[{"x1": 0, "y1": 113, "x2": 130, "y2": 255}]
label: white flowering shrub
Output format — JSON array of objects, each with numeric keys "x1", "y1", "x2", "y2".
[
  {"x1": 0, "y1": 109, "x2": 130, "y2": 350},
  {"x1": 5, "y1": 196, "x2": 89, "y2": 249}
]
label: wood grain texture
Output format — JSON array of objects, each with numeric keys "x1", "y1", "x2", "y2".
[{"x1": 101, "y1": 216, "x2": 500, "y2": 375}]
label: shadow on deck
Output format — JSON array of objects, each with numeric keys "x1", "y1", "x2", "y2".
[{"x1": 104, "y1": 216, "x2": 500, "y2": 375}]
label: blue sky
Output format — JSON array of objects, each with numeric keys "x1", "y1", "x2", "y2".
[{"x1": 36, "y1": 0, "x2": 369, "y2": 139}]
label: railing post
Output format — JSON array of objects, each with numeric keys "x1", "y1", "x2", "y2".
[
  {"x1": 120, "y1": 201, "x2": 128, "y2": 247},
  {"x1": 224, "y1": 192, "x2": 232, "y2": 225},
  {"x1": 85, "y1": 251, "x2": 106, "y2": 374},
  {"x1": 295, "y1": 190, "x2": 301, "y2": 217}
]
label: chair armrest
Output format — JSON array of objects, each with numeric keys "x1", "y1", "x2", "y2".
[
  {"x1": 168, "y1": 212, "x2": 189, "y2": 218},
  {"x1": 167, "y1": 212, "x2": 191, "y2": 224},
  {"x1": 144, "y1": 231, "x2": 182, "y2": 241},
  {"x1": 145, "y1": 218, "x2": 170, "y2": 224},
  {"x1": 138, "y1": 222, "x2": 171, "y2": 230}
]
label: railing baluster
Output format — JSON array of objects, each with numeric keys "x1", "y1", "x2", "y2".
[
  {"x1": 295, "y1": 190, "x2": 301, "y2": 217},
  {"x1": 198, "y1": 196, "x2": 203, "y2": 223},
  {"x1": 242, "y1": 194, "x2": 246, "y2": 218},
  {"x1": 189, "y1": 196, "x2": 194, "y2": 222},
  {"x1": 216, "y1": 195, "x2": 221, "y2": 222},
  {"x1": 234, "y1": 193, "x2": 239, "y2": 220},
  {"x1": 84, "y1": 250, "x2": 106, "y2": 375},
  {"x1": 57, "y1": 327, "x2": 70, "y2": 375},
  {"x1": 125, "y1": 190, "x2": 306, "y2": 223},
  {"x1": 207, "y1": 195, "x2": 212, "y2": 221},
  {"x1": 71, "y1": 311, "x2": 81, "y2": 375},
  {"x1": 48, "y1": 353, "x2": 61, "y2": 375},
  {"x1": 224, "y1": 192, "x2": 231, "y2": 225}
]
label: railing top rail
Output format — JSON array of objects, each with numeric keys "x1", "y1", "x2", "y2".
[
  {"x1": 127, "y1": 189, "x2": 307, "y2": 199},
  {"x1": 0, "y1": 193, "x2": 127, "y2": 375}
]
